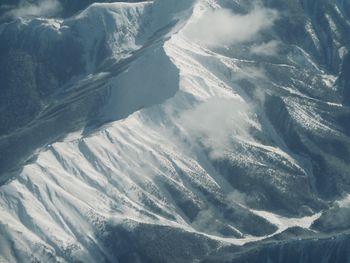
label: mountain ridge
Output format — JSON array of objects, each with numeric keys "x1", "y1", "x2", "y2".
[{"x1": 0, "y1": 0, "x2": 350, "y2": 262}]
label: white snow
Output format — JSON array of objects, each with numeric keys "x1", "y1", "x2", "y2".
[{"x1": 250, "y1": 209, "x2": 321, "y2": 234}]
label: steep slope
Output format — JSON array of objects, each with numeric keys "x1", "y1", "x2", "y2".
[
  {"x1": 1, "y1": 0, "x2": 350, "y2": 262},
  {"x1": 0, "y1": 0, "x2": 192, "y2": 181}
]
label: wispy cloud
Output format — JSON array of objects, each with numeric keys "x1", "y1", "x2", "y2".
[
  {"x1": 8, "y1": 0, "x2": 62, "y2": 18},
  {"x1": 185, "y1": 6, "x2": 278, "y2": 47},
  {"x1": 234, "y1": 66, "x2": 268, "y2": 81},
  {"x1": 179, "y1": 97, "x2": 251, "y2": 159},
  {"x1": 250, "y1": 40, "x2": 281, "y2": 56}
]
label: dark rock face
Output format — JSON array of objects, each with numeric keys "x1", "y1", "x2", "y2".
[
  {"x1": 0, "y1": 17, "x2": 91, "y2": 179},
  {"x1": 339, "y1": 53, "x2": 350, "y2": 104},
  {"x1": 100, "y1": 221, "x2": 222, "y2": 263},
  {"x1": 204, "y1": 233, "x2": 350, "y2": 263},
  {"x1": 0, "y1": 50, "x2": 42, "y2": 134}
]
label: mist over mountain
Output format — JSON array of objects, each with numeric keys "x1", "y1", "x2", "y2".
[{"x1": 0, "y1": 0, "x2": 350, "y2": 262}]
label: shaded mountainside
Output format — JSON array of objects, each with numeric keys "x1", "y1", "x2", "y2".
[
  {"x1": 0, "y1": 0, "x2": 151, "y2": 21},
  {"x1": 0, "y1": 0, "x2": 350, "y2": 262},
  {"x1": 0, "y1": 0, "x2": 189, "y2": 180}
]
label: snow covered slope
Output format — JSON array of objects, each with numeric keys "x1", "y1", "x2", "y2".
[{"x1": 1, "y1": 0, "x2": 350, "y2": 262}]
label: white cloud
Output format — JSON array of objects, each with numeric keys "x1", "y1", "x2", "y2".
[
  {"x1": 179, "y1": 97, "x2": 251, "y2": 159},
  {"x1": 185, "y1": 6, "x2": 278, "y2": 47},
  {"x1": 9, "y1": 0, "x2": 62, "y2": 18},
  {"x1": 233, "y1": 66, "x2": 268, "y2": 104},
  {"x1": 226, "y1": 190, "x2": 253, "y2": 205},
  {"x1": 250, "y1": 40, "x2": 280, "y2": 56},
  {"x1": 234, "y1": 66, "x2": 268, "y2": 81}
]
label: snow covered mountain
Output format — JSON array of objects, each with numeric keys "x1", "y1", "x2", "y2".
[{"x1": 0, "y1": 0, "x2": 350, "y2": 262}]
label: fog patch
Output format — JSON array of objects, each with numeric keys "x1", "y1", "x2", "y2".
[
  {"x1": 191, "y1": 208, "x2": 243, "y2": 237},
  {"x1": 8, "y1": 0, "x2": 62, "y2": 18},
  {"x1": 234, "y1": 66, "x2": 268, "y2": 81},
  {"x1": 226, "y1": 190, "x2": 250, "y2": 205},
  {"x1": 250, "y1": 40, "x2": 280, "y2": 56},
  {"x1": 192, "y1": 209, "x2": 217, "y2": 233},
  {"x1": 185, "y1": 6, "x2": 278, "y2": 47},
  {"x1": 179, "y1": 97, "x2": 251, "y2": 159}
]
